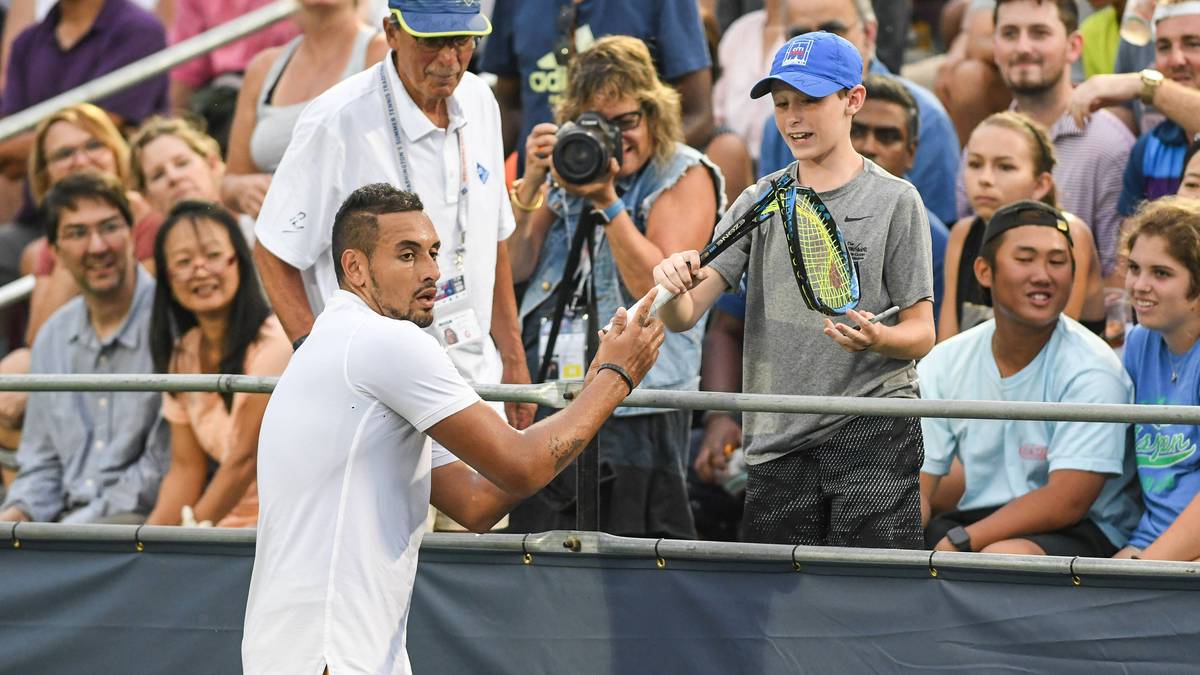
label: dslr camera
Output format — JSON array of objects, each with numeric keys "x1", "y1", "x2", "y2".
[{"x1": 552, "y1": 112, "x2": 623, "y2": 185}]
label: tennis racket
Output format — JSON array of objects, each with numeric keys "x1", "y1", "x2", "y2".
[
  {"x1": 781, "y1": 185, "x2": 860, "y2": 315},
  {"x1": 607, "y1": 175, "x2": 796, "y2": 329}
]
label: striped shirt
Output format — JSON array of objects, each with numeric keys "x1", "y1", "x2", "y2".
[{"x1": 1119, "y1": 120, "x2": 1190, "y2": 220}]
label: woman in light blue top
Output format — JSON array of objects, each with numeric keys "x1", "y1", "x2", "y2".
[
  {"x1": 1115, "y1": 196, "x2": 1200, "y2": 561},
  {"x1": 221, "y1": 0, "x2": 386, "y2": 218}
]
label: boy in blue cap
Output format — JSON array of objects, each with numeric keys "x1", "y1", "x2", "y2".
[{"x1": 652, "y1": 33, "x2": 936, "y2": 548}]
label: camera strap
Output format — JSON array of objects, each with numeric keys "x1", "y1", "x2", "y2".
[
  {"x1": 377, "y1": 62, "x2": 469, "y2": 270},
  {"x1": 538, "y1": 208, "x2": 601, "y2": 383}
]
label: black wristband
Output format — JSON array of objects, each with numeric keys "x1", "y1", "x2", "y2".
[
  {"x1": 597, "y1": 362, "x2": 635, "y2": 395},
  {"x1": 291, "y1": 334, "x2": 309, "y2": 352}
]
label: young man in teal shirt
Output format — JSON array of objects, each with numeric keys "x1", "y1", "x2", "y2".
[{"x1": 919, "y1": 200, "x2": 1141, "y2": 556}]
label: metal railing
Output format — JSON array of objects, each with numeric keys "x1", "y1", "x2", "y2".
[
  {"x1": 5, "y1": 523, "x2": 1200, "y2": 580},
  {"x1": 0, "y1": 0, "x2": 299, "y2": 143},
  {"x1": 0, "y1": 373, "x2": 1196, "y2": 424}
]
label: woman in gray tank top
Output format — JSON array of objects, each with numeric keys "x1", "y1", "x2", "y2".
[{"x1": 221, "y1": 0, "x2": 386, "y2": 218}]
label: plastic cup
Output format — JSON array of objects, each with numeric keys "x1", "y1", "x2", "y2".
[
  {"x1": 1105, "y1": 288, "x2": 1130, "y2": 348},
  {"x1": 1121, "y1": 0, "x2": 1157, "y2": 46}
]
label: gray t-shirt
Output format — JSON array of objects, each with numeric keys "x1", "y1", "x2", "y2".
[{"x1": 708, "y1": 159, "x2": 933, "y2": 464}]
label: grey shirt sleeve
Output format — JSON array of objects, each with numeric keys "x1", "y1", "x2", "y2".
[{"x1": 884, "y1": 184, "x2": 935, "y2": 310}]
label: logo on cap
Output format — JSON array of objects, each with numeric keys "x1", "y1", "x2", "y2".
[{"x1": 781, "y1": 39, "x2": 814, "y2": 67}]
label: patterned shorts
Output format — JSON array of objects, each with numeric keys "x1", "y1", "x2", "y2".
[{"x1": 740, "y1": 415, "x2": 924, "y2": 549}]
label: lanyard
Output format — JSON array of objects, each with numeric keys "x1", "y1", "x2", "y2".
[{"x1": 378, "y1": 62, "x2": 469, "y2": 270}]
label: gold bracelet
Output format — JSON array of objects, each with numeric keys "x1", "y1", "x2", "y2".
[{"x1": 509, "y1": 178, "x2": 545, "y2": 212}]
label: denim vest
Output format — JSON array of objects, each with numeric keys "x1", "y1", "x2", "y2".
[{"x1": 519, "y1": 142, "x2": 726, "y2": 416}]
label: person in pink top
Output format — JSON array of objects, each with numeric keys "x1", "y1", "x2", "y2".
[
  {"x1": 145, "y1": 200, "x2": 290, "y2": 528},
  {"x1": 169, "y1": 0, "x2": 299, "y2": 150}
]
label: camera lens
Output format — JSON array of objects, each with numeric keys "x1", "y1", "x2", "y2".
[{"x1": 555, "y1": 136, "x2": 603, "y2": 184}]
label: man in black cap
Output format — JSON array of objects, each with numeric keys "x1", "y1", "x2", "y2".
[{"x1": 916, "y1": 200, "x2": 1141, "y2": 558}]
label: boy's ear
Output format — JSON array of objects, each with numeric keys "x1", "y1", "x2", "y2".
[
  {"x1": 845, "y1": 85, "x2": 867, "y2": 116},
  {"x1": 973, "y1": 256, "x2": 993, "y2": 290}
]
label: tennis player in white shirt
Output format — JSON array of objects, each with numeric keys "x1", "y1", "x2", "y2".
[{"x1": 242, "y1": 183, "x2": 664, "y2": 675}]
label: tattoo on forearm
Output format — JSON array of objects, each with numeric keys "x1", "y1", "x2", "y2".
[{"x1": 549, "y1": 437, "x2": 587, "y2": 472}]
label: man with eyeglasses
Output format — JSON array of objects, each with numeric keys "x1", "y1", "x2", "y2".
[
  {"x1": 254, "y1": 0, "x2": 537, "y2": 448},
  {"x1": 853, "y1": 74, "x2": 951, "y2": 327},
  {"x1": 757, "y1": 0, "x2": 960, "y2": 227},
  {"x1": 0, "y1": 171, "x2": 169, "y2": 525}
]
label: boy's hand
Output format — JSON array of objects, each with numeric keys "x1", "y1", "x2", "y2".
[
  {"x1": 653, "y1": 250, "x2": 708, "y2": 295},
  {"x1": 823, "y1": 309, "x2": 882, "y2": 353}
]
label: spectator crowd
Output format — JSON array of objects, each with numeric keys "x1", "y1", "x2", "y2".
[{"x1": 0, "y1": 0, "x2": 1197, "y2": 565}]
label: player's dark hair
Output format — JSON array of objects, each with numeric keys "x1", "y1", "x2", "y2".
[
  {"x1": 332, "y1": 183, "x2": 425, "y2": 286},
  {"x1": 862, "y1": 74, "x2": 919, "y2": 150},
  {"x1": 150, "y1": 200, "x2": 271, "y2": 410},
  {"x1": 41, "y1": 170, "x2": 133, "y2": 245}
]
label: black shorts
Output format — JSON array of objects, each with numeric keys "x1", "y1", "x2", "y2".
[
  {"x1": 925, "y1": 506, "x2": 1118, "y2": 557},
  {"x1": 739, "y1": 415, "x2": 924, "y2": 549}
]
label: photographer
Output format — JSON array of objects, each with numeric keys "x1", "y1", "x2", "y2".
[{"x1": 506, "y1": 35, "x2": 723, "y2": 539}]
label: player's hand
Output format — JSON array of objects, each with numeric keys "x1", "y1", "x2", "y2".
[
  {"x1": 523, "y1": 122, "x2": 558, "y2": 181},
  {"x1": 1067, "y1": 73, "x2": 1141, "y2": 128},
  {"x1": 695, "y1": 413, "x2": 742, "y2": 483},
  {"x1": 588, "y1": 289, "x2": 665, "y2": 389},
  {"x1": 823, "y1": 309, "x2": 882, "y2": 353},
  {"x1": 652, "y1": 250, "x2": 708, "y2": 295}
]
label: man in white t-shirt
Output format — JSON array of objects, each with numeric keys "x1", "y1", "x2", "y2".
[
  {"x1": 242, "y1": 183, "x2": 664, "y2": 674},
  {"x1": 253, "y1": 0, "x2": 534, "y2": 429}
]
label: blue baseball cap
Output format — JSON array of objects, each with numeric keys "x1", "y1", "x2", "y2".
[
  {"x1": 389, "y1": 0, "x2": 492, "y2": 37},
  {"x1": 750, "y1": 32, "x2": 864, "y2": 99}
]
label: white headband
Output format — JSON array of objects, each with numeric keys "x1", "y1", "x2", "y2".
[{"x1": 1155, "y1": 1, "x2": 1200, "y2": 24}]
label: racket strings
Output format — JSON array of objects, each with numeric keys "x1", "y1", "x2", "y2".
[{"x1": 781, "y1": 188, "x2": 860, "y2": 315}]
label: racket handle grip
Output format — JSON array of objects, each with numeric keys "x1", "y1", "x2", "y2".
[{"x1": 601, "y1": 284, "x2": 678, "y2": 332}]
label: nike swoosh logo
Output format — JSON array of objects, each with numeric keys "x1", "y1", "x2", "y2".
[{"x1": 844, "y1": 216, "x2": 870, "y2": 222}]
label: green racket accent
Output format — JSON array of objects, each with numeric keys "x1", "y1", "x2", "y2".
[{"x1": 777, "y1": 185, "x2": 860, "y2": 315}]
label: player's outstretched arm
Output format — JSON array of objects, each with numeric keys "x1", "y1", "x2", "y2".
[{"x1": 427, "y1": 296, "x2": 665, "y2": 532}]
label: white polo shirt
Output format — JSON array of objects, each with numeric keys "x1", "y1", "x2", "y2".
[
  {"x1": 255, "y1": 54, "x2": 516, "y2": 388},
  {"x1": 242, "y1": 290, "x2": 480, "y2": 674}
]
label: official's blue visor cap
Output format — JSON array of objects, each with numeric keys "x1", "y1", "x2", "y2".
[
  {"x1": 750, "y1": 32, "x2": 863, "y2": 99},
  {"x1": 389, "y1": 0, "x2": 492, "y2": 37}
]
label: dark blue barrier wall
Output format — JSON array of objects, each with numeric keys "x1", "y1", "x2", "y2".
[{"x1": 2, "y1": 525, "x2": 1199, "y2": 674}]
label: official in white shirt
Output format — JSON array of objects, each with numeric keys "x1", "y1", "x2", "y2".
[
  {"x1": 242, "y1": 184, "x2": 664, "y2": 674},
  {"x1": 253, "y1": 0, "x2": 535, "y2": 429}
]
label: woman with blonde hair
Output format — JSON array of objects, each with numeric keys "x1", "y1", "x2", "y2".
[
  {"x1": 939, "y1": 111, "x2": 1105, "y2": 341},
  {"x1": 128, "y1": 116, "x2": 256, "y2": 244},
  {"x1": 24, "y1": 103, "x2": 157, "y2": 340},
  {"x1": 506, "y1": 35, "x2": 723, "y2": 538}
]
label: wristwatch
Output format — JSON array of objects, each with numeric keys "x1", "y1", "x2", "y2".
[
  {"x1": 1139, "y1": 69, "x2": 1164, "y2": 105},
  {"x1": 946, "y1": 526, "x2": 973, "y2": 552},
  {"x1": 593, "y1": 198, "x2": 626, "y2": 225}
]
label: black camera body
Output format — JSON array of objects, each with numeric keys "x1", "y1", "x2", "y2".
[{"x1": 552, "y1": 111, "x2": 623, "y2": 185}]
